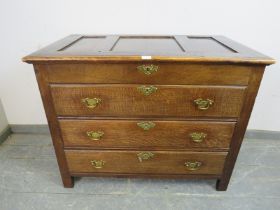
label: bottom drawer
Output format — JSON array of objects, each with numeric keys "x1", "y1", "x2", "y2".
[{"x1": 65, "y1": 150, "x2": 227, "y2": 175}]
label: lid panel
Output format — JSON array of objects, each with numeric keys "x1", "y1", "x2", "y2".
[
  {"x1": 59, "y1": 36, "x2": 107, "y2": 53},
  {"x1": 186, "y1": 36, "x2": 237, "y2": 53},
  {"x1": 111, "y1": 36, "x2": 184, "y2": 53}
]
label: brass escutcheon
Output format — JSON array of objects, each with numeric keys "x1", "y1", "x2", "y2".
[
  {"x1": 193, "y1": 98, "x2": 214, "y2": 110},
  {"x1": 137, "y1": 121, "x2": 156, "y2": 131},
  {"x1": 137, "y1": 86, "x2": 157, "y2": 96},
  {"x1": 189, "y1": 132, "x2": 207, "y2": 143},
  {"x1": 185, "y1": 161, "x2": 202, "y2": 171},
  {"x1": 137, "y1": 152, "x2": 154, "y2": 162},
  {"x1": 91, "y1": 160, "x2": 105, "y2": 169},
  {"x1": 137, "y1": 64, "x2": 159, "y2": 75},
  {"x1": 81, "y1": 97, "x2": 101, "y2": 109},
  {"x1": 86, "y1": 131, "x2": 104, "y2": 141}
]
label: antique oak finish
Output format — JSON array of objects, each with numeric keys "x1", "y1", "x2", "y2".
[
  {"x1": 50, "y1": 84, "x2": 246, "y2": 117},
  {"x1": 23, "y1": 35, "x2": 274, "y2": 191},
  {"x1": 65, "y1": 150, "x2": 227, "y2": 175},
  {"x1": 59, "y1": 120, "x2": 235, "y2": 149}
]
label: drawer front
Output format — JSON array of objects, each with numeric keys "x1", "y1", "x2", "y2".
[
  {"x1": 47, "y1": 63, "x2": 251, "y2": 85},
  {"x1": 51, "y1": 84, "x2": 246, "y2": 118},
  {"x1": 60, "y1": 120, "x2": 235, "y2": 149},
  {"x1": 65, "y1": 150, "x2": 227, "y2": 175}
]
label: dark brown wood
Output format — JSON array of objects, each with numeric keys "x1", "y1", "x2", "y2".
[
  {"x1": 47, "y1": 63, "x2": 252, "y2": 85},
  {"x1": 23, "y1": 35, "x2": 274, "y2": 190},
  {"x1": 59, "y1": 119, "x2": 235, "y2": 149},
  {"x1": 51, "y1": 84, "x2": 246, "y2": 118},
  {"x1": 65, "y1": 150, "x2": 227, "y2": 175},
  {"x1": 216, "y1": 66, "x2": 265, "y2": 191},
  {"x1": 22, "y1": 35, "x2": 275, "y2": 64},
  {"x1": 34, "y1": 64, "x2": 74, "y2": 188}
]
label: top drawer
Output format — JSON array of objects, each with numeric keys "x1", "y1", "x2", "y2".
[{"x1": 46, "y1": 63, "x2": 252, "y2": 85}]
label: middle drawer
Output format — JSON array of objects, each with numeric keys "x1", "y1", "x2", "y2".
[
  {"x1": 51, "y1": 84, "x2": 246, "y2": 118},
  {"x1": 59, "y1": 119, "x2": 235, "y2": 149}
]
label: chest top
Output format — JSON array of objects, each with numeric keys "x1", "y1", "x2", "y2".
[{"x1": 23, "y1": 35, "x2": 274, "y2": 65}]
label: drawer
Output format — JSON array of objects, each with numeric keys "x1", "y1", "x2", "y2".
[
  {"x1": 60, "y1": 119, "x2": 235, "y2": 149},
  {"x1": 47, "y1": 63, "x2": 251, "y2": 85},
  {"x1": 65, "y1": 150, "x2": 227, "y2": 175},
  {"x1": 51, "y1": 84, "x2": 246, "y2": 118}
]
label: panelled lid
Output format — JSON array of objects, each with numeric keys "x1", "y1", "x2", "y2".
[{"x1": 23, "y1": 35, "x2": 275, "y2": 64}]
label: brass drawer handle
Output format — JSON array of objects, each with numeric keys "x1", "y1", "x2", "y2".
[
  {"x1": 137, "y1": 152, "x2": 154, "y2": 162},
  {"x1": 91, "y1": 160, "x2": 105, "y2": 169},
  {"x1": 87, "y1": 131, "x2": 104, "y2": 141},
  {"x1": 137, "y1": 64, "x2": 159, "y2": 75},
  {"x1": 185, "y1": 161, "x2": 202, "y2": 171},
  {"x1": 137, "y1": 86, "x2": 157, "y2": 96},
  {"x1": 194, "y1": 98, "x2": 214, "y2": 110},
  {"x1": 189, "y1": 132, "x2": 207, "y2": 143},
  {"x1": 137, "y1": 121, "x2": 156, "y2": 131},
  {"x1": 81, "y1": 97, "x2": 101, "y2": 109}
]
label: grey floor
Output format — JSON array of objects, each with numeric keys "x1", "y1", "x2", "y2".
[{"x1": 0, "y1": 134, "x2": 280, "y2": 210}]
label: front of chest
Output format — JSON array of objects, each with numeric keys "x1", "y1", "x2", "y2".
[{"x1": 40, "y1": 62, "x2": 252, "y2": 175}]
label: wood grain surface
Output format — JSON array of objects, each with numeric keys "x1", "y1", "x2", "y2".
[
  {"x1": 47, "y1": 63, "x2": 252, "y2": 85},
  {"x1": 65, "y1": 150, "x2": 227, "y2": 175},
  {"x1": 59, "y1": 119, "x2": 235, "y2": 149},
  {"x1": 51, "y1": 84, "x2": 246, "y2": 118}
]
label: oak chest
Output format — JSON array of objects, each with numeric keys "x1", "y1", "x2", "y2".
[{"x1": 23, "y1": 35, "x2": 274, "y2": 190}]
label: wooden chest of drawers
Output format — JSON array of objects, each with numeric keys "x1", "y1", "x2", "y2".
[{"x1": 23, "y1": 35, "x2": 274, "y2": 190}]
